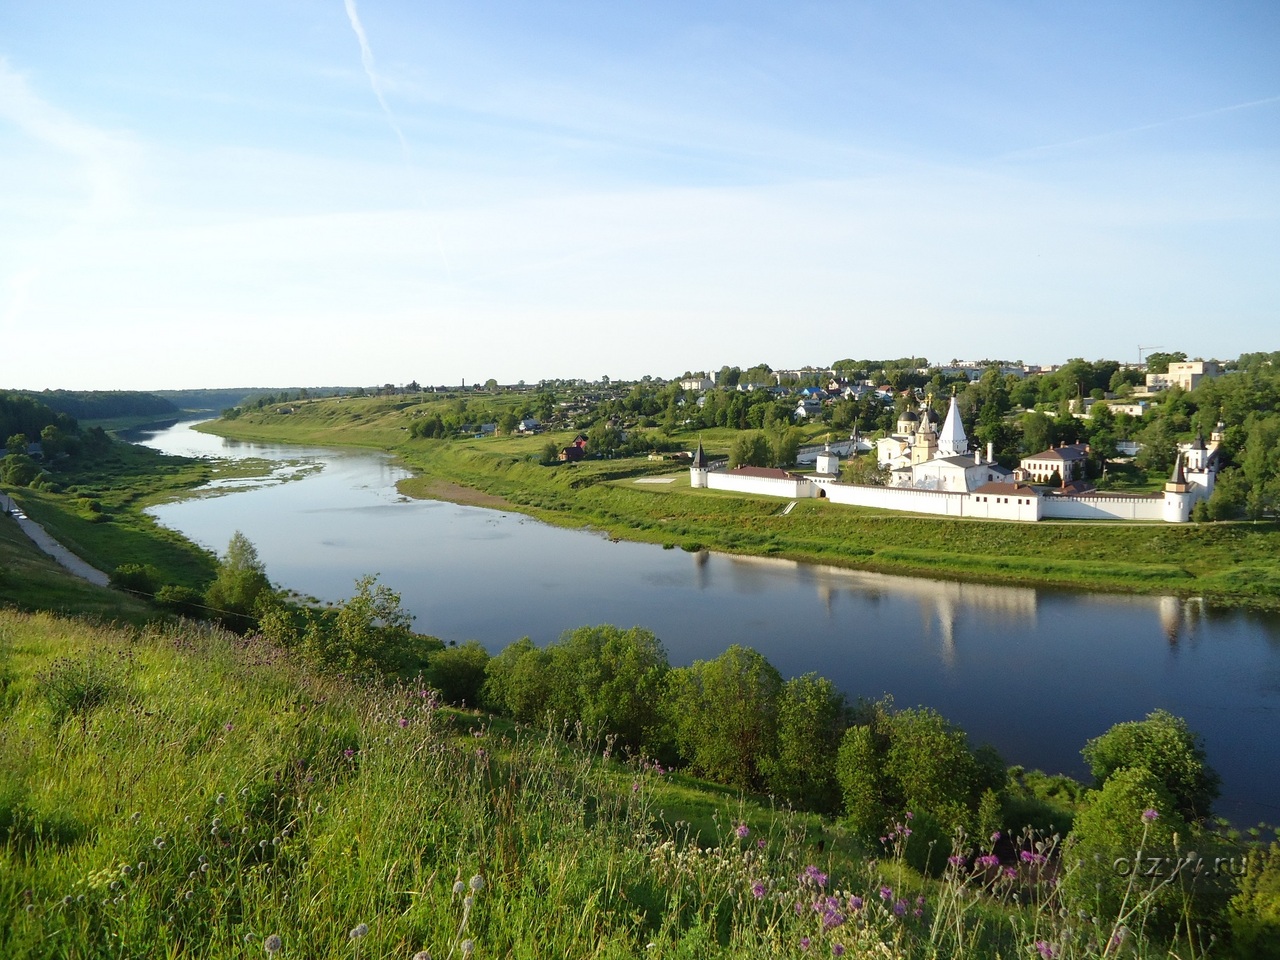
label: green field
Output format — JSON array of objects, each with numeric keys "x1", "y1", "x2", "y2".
[{"x1": 198, "y1": 397, "x2": 1280, "y2": 609}]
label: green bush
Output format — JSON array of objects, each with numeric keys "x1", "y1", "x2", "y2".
[
  {"x1": 428, "y1": 641, "x2": 491, "y2": 706},
  {"x1": 109, "y1": 562, "x2": 161, "y2": 595}
]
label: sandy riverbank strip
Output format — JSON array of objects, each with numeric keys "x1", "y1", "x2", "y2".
[{"x1": 396, "y1": 476, "x2": 515, "y2": 511}]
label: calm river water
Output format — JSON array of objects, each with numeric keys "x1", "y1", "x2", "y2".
[{"x1": 138, "y1": 421, "x2": 1279, "y2": 826}]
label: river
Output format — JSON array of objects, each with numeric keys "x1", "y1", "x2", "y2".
[{"x1": 137, "y1": 421, "x2": 1279, "y2": 826}]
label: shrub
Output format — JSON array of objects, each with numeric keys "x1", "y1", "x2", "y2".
[
  {"x1": 1082, "y1": 709, "x2": 1220, "y2": 822},
  {"x1": 154, "y1": 584, "x2": 206, "y2": 617},
  {"x1": 109, "y1": 563, "x2": 161, "y2": 595},
  {"x1": 428, "y1": 641, "x2": 491, "y2": 706}
]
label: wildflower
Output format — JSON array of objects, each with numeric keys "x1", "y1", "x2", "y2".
[
  {"x1": 904, "y1": 811, "x2": 913, "y2": 820},
  {"x1": 469, "y1": 874, "x2": 485, "y2": 892},
  {"x1": 398, "y1": 717, "x2": 409, "y2": 728},
  {"x1": 802, "y1": 865, "x2": 828, "y2": 887},
  {"x1": 948, "y1": 855, "x2": 966, "y2": 868},
  {"x1": 757, "y1": 838, "x2": 766, "y2": 850},
  {"x1": 735, "y1": 823, "x2": 750, "y2": 839},
  {"x1": 751, "y1": 882, "x2": 766, "y2": 899},
  {"x1": 799, "y1": 937, "x2": 811, "y2": 951},
  {"x1": 832, "y1": 946, "x2": 845, "y2": 957},
  {"x1": 264, "y1": 934, "x2": 282, "y2": 954},
  {"x1": 1035, "y1": 940, "x2": 1058, "y2": 960},
  {"x1": 976, "y1": 854, "x2": 1000, "y2": 869},
  {"x1": 632, "y1": 782, "x2": 640, "y2": 793},
  {"x1": 990, "y1": 831, "x2": 1001, "y2": 843},
  {"x1": 225, "y1": 722, "x2": 233, "y2": 731},
  {"x1": 848, "y1": 895, "x2": 863, "y2": 911},
  {"x1": 1142, "y1": 808, "x2": 1159, "y2": 823},
  {"x1": 879, "y1": 886, "x2": 893, "y2": 901},
  {"x1": 216, "y1": 793, "x2": 226, "y2": 806},
  {"x1": 343, "y1": 748, "x2": 355, "y2": 759},
  {"x1": 893, "y1": 899, "x2": 907, "y2": 917},
  {"x1": 349, "y1": 923, "x2": 369, "y2": 940},
  {"x1": 412, "y1": 953, "x2": 431, "y2": 960},
  {"x1": 460, "y1": 941, "x2": 474, "y2": 958},
  {"x1": 453, "y1": 880, "x2": 466, "y2": 895},
  {"x1": 153, "y1": 837, "x2": 165, "y2": 849}
]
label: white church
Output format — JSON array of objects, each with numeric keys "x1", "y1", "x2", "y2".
[{"x1": 688, "y1": 410, "x2": 1221, "y2": 524}]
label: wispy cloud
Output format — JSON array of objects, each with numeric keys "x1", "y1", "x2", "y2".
[
  {"x1": 0, "y1": 57, "x2": 134, "y2": 216},
  {"x1": 1005, "y1": 94, "x2": 1280, "y2": 161},
  {"x1": 343, "y1": 0, "x2": 410, "y2": 159}
]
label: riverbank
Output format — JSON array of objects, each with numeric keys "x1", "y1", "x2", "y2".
[{"x1": 195, "y1": 403, "x2": 1280, "y2": 610}]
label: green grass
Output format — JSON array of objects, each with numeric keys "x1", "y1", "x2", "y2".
[
  {"x1": 199, "y1": 397, "x2": 1280, "y2": 609},
  {"x1": 0, "y1": 514, "x2": 155, "y2": 623},
  {"x1": 0, "y1": 609, "x2": 1228, "y2": 959}
]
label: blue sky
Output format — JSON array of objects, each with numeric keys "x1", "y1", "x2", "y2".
[{"x1": 2, "y1": 1, "x2": 1277, "y2": 389}]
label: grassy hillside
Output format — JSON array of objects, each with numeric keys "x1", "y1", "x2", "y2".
[
  {"x1": 199, "y1": 398, "x2": 1280, "y2": 608},
  {"x1": 2, "y1": 609, "x2": 1237, "y2": 959}
]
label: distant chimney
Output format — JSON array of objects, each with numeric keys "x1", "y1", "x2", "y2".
[{"x1": 987, "y1": 441, "x2": 994, "y2": 462}]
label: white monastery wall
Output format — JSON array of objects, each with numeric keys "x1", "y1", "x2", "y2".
[
  {"x1": 1040, "y1": 495, "x2": 1164, "y2": 521},
  {"x1": 707, "y1": 473, "x2": 817, "y2": 499}
]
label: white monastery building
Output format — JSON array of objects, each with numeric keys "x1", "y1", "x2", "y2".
[{"x1": 689, "y1": 416, "x2": 1221, "y2": 524}]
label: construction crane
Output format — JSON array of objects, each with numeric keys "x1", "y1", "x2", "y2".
[{"x1": 1138, "y1": 345, "x2": 1164, "y2": 366}]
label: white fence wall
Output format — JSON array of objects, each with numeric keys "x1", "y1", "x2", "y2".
[
  {"x1": 816, "y1": 481, "x2": 967, "y2": 517},
  {"x1": 707, "y1": 473, "x2": 817, "y2": 499},
  {"x1": 1040, "y1": 495, "x2": 1163, "y2": 521}
]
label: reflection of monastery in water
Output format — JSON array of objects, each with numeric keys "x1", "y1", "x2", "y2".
[
  {"x1": 690, "y1": 401, "x2": 1221, "y2": 524},
  {"x1": 718, "y1": 554, "x2": 1040, "y2": 668}
]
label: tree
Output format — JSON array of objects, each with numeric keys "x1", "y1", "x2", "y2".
[
  {"x1": 482, "y1": 637, "x2": 552, "y2": 721},
  {"x1": 769, "y1": 426, "x2": 801, "y2": 467},
  {"x1": 665, "y1": 645, "x2": 782, "y2": 790},
  {"x1": 1060, "y1": 766, "x2": 1228, "y2": 938},
  {"x1": 1081, "y1": 709, "x2": 1220, "y2": 822},
  {"x1": 765, "y1": 673, "x2": 846, "y2": 811},
  {"x1": 1020, "y1": 411, "x2": 1054, "y2": 455},
  {"x1": 498, "y1": 411, "x2": 520, "y2": 435},
  {"x1": 884, "y1": 707, "x2": 984, "y2": 834},
  {"x1": 204, "y1": 531, "x2": 272, "y2": 632},
  {"x1": 428, "y1": 641, "x2": 491, "y2": 706},
  {"x1": 545, "y1": 625, "x2": 671, "y2": 753},
  {"x1": 729, "y1": 432, "x2": 771, "y2": 468}
]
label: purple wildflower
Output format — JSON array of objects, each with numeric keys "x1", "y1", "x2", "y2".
[
  {"x1": 893, "y1": 899, "x2": 907, "y2": 917},
  {"x1": 343, "y1": 748, "x2": 355, "y2": 759},
  {"x1": 1142, "y1": 808, "x2": 1159, "y2": 823},
  {"x1": 751, "y1": 882, "x2": 766, "y2": 899},
  {"x1": 803, "y1": 865, "x2": 828, "y2": 888},
  {"x1": 736, "y1": 823, "x2": 750, "y2": 839},
  {"x1": 799, "y1": 937, "x2": 811, "y2": 951},
  {"x1": 757, "y1": 838, "x2": 766, "y2": 849},
  {"x1": 948, "y1": 855, "x2": 967, "y2": 868},
  {"x1": 848, "y1": 895, "x2": 863, "y2": 911},
  {"x1": 398, "y1": 717, "x2": 408, "y2": 728},
  {"x1": 990, "y1": 831, "x2": 1001, "y2": 843},
  {"x1": 976, "y1": 854, "x2": 1000, "y2": 870},
  {"x1": 832, "y1": 945, "x2": 845, "y2": 957},
  {"x1": 1035, "y1": 940, "x2": 1058, "y2": 960},
  {"x1": 879, "y1": 885, "x2": 893, "y2": 901}
]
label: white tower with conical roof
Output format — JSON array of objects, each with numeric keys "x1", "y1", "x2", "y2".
[
  {"x1": 690, "y1": 439, "x2": 711, "y2": 488},
  {"x1": 937, "y1": 393, "x2": 969, "y2": 458}
]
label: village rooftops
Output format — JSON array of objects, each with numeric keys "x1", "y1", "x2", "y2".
[{"x1": 972, "y1": 481, "x2": 1040, "y2": 497}]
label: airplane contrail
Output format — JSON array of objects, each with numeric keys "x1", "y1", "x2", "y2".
[
  {"x1": 344, "y1": 0, "x2": 411, "y2": 159},
  {"x1": 1007, "y1": 94, "x2": 1280, "y2": 160}
]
